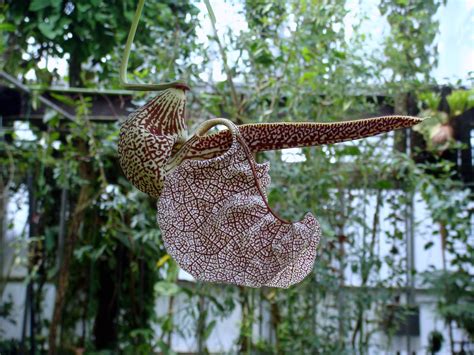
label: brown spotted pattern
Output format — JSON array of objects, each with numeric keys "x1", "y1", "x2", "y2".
[
  {"x1": 186, "y1": 117, "x2": 424, "y2": 159},
  {"x1": 118, "y1": 88, "x2": 187, "y2": 198},
  {"x1": 118, "y1": 88, "x2": 422, "y2": 199},
  {"x1": 157, "y1": 119, "x2": 321, "y2": 288}
]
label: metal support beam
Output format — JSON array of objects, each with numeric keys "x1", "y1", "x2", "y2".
[{"x1": 0, "y1": 71, "x2": 76, "y2": 120}]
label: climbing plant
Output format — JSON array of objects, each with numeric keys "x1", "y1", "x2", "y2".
[
  {"x1": 0, "y1": 0, "x2": 471, "y2": 353},
  {"x1": 2, "y1": 0, "x2": 199, "y2": 86}
]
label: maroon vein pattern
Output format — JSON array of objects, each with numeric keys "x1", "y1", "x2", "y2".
[
  {"x1": 157, "y1": 127, "x2": 321, "y2": 288},
  {"x1": 118, "y1": 88, "x2": 187, "y2": 198}
]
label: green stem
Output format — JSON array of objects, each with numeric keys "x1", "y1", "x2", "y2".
[{"x1": 119, "y1": 0, "x2": 189, "y2": 91}]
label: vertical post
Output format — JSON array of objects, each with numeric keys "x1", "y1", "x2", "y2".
[
  {"x1": 258, "y1": 289, "x2": 263, "y2": 341},
  {"x1": 26, "y1": 170, "x2": 37, "y2": 354},
  {"x1": 196, "y1": 293, "x2": 207, "y2": 353},
  {"x1": 337, "y1": 234, "x2": 346, "y2": 348},
  {"x1": 238, "y1": 287, "x2": 251, "y2": 354},
  {"x1": 311, "y1": 276, "x2": 317, "y2": 339},
  {"x1": 0, "y1": 114, "x2": 5, "y2": 284},
  {"x1": 21, "y1": 282, "x2": 30, "y2": 352},
  {"x1": 405, "y1": 189, "x2": 415, "y2": 354},
  {"x1": 405, "y1": 128, "x2": 415, "y2": 355},
  {"x1": 337, "y1": 186, "x2": 346, "y2": 349}
]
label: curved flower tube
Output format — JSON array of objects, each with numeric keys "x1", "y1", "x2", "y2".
[{"x1": 117, "y1": 88, "x2": 422, "y2": 198}]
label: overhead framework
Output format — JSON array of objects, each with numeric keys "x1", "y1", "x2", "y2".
[{"x1": 0, "y1": 71, "x2": 75, "y2": 121}]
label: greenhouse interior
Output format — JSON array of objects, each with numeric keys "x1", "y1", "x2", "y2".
[{"x1": 0, "y1": 0, "x2": 473, "y2": 354}]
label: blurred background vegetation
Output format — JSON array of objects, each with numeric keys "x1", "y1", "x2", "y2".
[{"x1": 0, "y1": 0, "x2": 473, "y2": 354}]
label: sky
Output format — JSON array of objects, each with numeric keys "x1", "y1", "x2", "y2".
[{"x1": 433, "y1": 0, "x2": 474, "y2": 82}]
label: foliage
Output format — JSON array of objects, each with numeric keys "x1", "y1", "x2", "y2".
[
  {"x1": 447, "y1": 89, "x2": 474, "y2": 117},
  {"x1": 0, "y1": 296, "x2": 15, "y2": 333},
  {"x1": 415, "y1": 88, "x2": 474, "y2": 151},
  {"x1": 2, "y1": 0, "x2": 199, "y2": 85},
  {"x1": 0, "y1": 0, "x2": 472, "y2": 353},
  {"x1": 379, "y1": 0, "x2": 445, "y2": 87},
  {"x1": 428, "y1": 330, "x2": 444, "y2": 354},
  {"x1": 424, "y1": 271, "x2": 474, "y2": 339}
]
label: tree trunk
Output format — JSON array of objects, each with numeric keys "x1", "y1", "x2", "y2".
[
  {"x1": 196, "y1": 294, "x2": 208, "y2": 354},
  {"x1": 48, "y1": 140, "x2": 94, "y2": 354},
  {"x1": 394, "y1": 93, "x2": 409, "y2": 153},
  {"x1": 0, "y1": 173, "x2": 6, "y2": 285},
  {"x1": 269, "y1": 297, "x2": 281, "y2": 354},
  {"x1": 238, "y1": 287, "x2": 251, "y2": 353},
  {"x1": 93, "y1": 253, "x2": 120, "y2": 349},
  {"x1": 68, "y1": 50, "x2": 83, "y2": 87},
  {"x1": 0, "y1": 145, "x2": 13, "y2": 296}
]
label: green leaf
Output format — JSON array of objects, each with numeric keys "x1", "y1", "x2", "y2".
[
  {"x1": 418, "y1": 91, "x2": 440, "y2": 111},
  {"x1": 50, "y1": 131, "x2": 60, "y2": 141},
  {"x1": 376, "y1": 180, "x2": 393, "y2": 189},
  {"x1": 254, "y1": 50, "x2": 273, "y2": 66},
  {"x1": 342, "y1": 100, "x2": 352, "y2": 112},
  {"x1": 302, "y1": 47, "x2": 313, "y2": 62},
  {"x1": 77, "y1": 3, "x2": 91, "y2": 13},
  {"x1": 74, "y1": 245, "x2": 93, "y2": 260},
  {"x1": 156, "y1": 254, "x2": 170, "y2": 268},
  {"x1": 90, "y1": 244, "x2": 107, "y2": 260},
  {"x1": 29, "y1": 0, "x2": 52, "y2": 11},
  {"x1": 154, "y1": 281, "x2": 180, "y2": 296},
  {"x1": 299, "y1": 71, "x2": 317, "y2": 84},
  {"x1": 340, "y1": 146, "x2": 360, "y2": 156},
  {"x1": 45, "y1": 229, "x2": 56, "y2": 252},
  {"x1": 38, "y1": 22, "x2": 57, "y2": 40},
  {"x1": 447, "y1": 89, "x2": 474, "y2": 117},
  {"x1": 50, "y1": 93, "x2": 77, "y2": 107},
  {"x1": 334, "y1": 50, "x2": 346, "y2": 59},
  {"x1": 424, "y1": 241, "x2": 434, "y2": 250},
  {"x1": 0, "y1": 23, "x2": 15, "y2": 32},
  {"x1": 203, "y1": 320, "x2": 217, "y2": 340}
]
